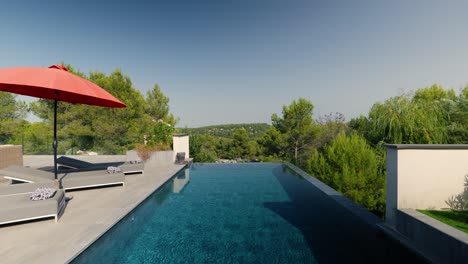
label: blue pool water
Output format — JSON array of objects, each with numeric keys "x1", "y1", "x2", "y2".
[{"x1": 72, "y1": 163, "x2": 426, "y2": 263}]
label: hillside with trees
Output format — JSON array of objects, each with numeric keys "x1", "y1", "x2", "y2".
[{"x1": 181, "y1": 123, "x2": 270, "y2": 138}]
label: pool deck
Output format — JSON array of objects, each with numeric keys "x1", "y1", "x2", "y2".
[{"x1": 0, "y1": 155, "x2": 185, "y2": 264}]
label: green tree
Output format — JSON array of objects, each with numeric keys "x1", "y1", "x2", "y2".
[
  {"x1": 257, "y1": 126, "x2": 284, "y2": 160},
  {"x1": 19, "y1": 122, "x2": 52, "y2": 154},
  {"x1": 30, "y1": 65, "x2": 150, "y2": 154},
  {"x1": 89, "y1": 69, "x2": 149, "y2": 153},
  {"x1": 247, "y1": 140, "x2": 261, "y2": 160},
  {"x1": 271, "y1": 98, "x2": 318, "y2": 165},
  {"x1": 348, "y1": 115, "x2": 378, "y2": 145},
  {"x1": 314, "y1": 112, "x2": 348, "y2": 150},
  {"x1": 147, "y1": 121, "x2": 174, "y2": 146},
  {"x1": 0, "y1": 92, "x2": 27, "y2": 120},
  {"x1": 184, "y1": 123, "x2": 270, "y2": 138},
  {"x1": 413, "y1": 84, "x2": 454, "y2": 102},
  {"x1": 231, "y1": 128, "x2": 250, "y2": 159},
  {"x1": 190, "y1": 134, "x2": 218, "y2": 162},
  {"x1": 217, "y1": 137, "x2": 234, "y2": 159},
  {"x1": 447, "y1": 87, "x2": 468, "y2": 143},
  {"x1": 308, "y1": 132, "x2": 386, "y2": 217},
  {"x1": 0, "y1": 92, "x2": 28, "y2": 144},
  {"x1": 146, "y1": 83, "x2": 177, "y2": 126},
  {"x1": 367, "y1": 92, "x2": 447, "y2": 144}
]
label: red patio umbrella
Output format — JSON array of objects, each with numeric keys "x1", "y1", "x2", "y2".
[{"x1": 0, "y1": 64, "x2": 126, "y2": 180}]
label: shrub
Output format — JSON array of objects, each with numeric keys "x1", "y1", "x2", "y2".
[
  {"x1": 134, "y1": 143, "x2": 171, "y2": 161},
  {"x1": 445, "y1": 175, "x2": 468, "y2": 211},
  {"x1": 308, "y1": 132, "x2": 386, "y2": 217},
  {"x1": 147, "y1": 121, "x2": 174, "y2": 146}
]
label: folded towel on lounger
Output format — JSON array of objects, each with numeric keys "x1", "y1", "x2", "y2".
[
  {"x1": 30, "y1": 187, "x2": 57, "y2": 201},
  {"x1": 107, "y1": 166, "x2": 122, "y2": 173},
  {"x1": 129, "y1": 159, "x2": 142, "y2": 164}
]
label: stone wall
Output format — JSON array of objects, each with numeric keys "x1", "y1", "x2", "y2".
[
  {"x1": 0, "y1": 145, "x2": 23, "y2": 169},
  {"x1": 148, "y1": 151, "x2": 174, "y2": 165},
  {"x1": 396, "y1": 209, "x2": 467, "y2": 264}
]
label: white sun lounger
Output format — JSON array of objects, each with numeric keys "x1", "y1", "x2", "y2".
[
  {"x1": 0, "y1": 188, "x2": 66, "y2": 225},
  {"x1": 0, "y1": 165, "x2": 125, "y2": 191}
]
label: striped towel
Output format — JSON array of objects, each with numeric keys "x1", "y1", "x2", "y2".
[
  {"x1": 107, "y1": 166, "x2": 122, "y2": 173},
  {"x1": 129, "y1": 159, "x2": 142, "y2": 164},
  {"x1": 30, "y1": 188, "x2": 57, "y2": 201}
]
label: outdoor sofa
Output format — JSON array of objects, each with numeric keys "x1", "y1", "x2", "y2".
[
  {"x1": 57, "y1": 156, "x2": 144, "y2": 175},
  {"x1": 0, "y1": 165, "x2": 125, "y2": 191}
]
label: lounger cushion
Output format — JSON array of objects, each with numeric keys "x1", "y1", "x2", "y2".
[
  {"x1": 59, "y1": 170, "x2": 125, "y2": 190},
  {"x1": 0, "y1": 189, "x2": 65, "y2": 225},
  {"x1": 0, "y1": 165, "x2": 54, "y2": 183},
  {"x1": 56, "y1": 156, "x2": 93, "y2": 169},
  {"x1": 57, "y1": 156, "x2": 144, "y2": 174}
]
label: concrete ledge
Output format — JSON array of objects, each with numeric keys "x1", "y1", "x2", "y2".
[
  {"x1": 377, "y1": 223, "x2": 437, "y2": 264},
  {"x1": 386, "y1": 144, "x2": 468, "y2": 150},
  {"x1": 395, "y1": 209, "x2": 468, "y2": 264},
  {"x1": 377, "y1": 222, "x2": 435, "y2": 264}
]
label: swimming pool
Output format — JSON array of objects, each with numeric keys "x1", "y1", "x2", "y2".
[{"x1": 72, "y1": 163, "x2": 426, "y2": 263}]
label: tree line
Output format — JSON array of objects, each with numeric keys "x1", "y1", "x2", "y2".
[{"x1": 182, "y1": 123, "x2": 270, "y2": 138}]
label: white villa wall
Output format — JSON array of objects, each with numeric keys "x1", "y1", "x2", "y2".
[
  {"x1": 398, "y1": 149, "x2": 468, "y2": 210},
  {"x1": 386, "y1": 145, "x2": 468, "y2": 225},
  {"x1": 172, "y1": 135, "x2": 189, "y2": 162}
]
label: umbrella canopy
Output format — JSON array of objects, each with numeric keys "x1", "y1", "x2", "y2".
[
  {"x1": 0, "y1": 64, "x2": 126, "y2": 181},
  {"x1": 0, "y1": 65, "x2": 126, "y2": 108}
]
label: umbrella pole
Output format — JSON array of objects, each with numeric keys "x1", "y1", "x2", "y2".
[{"x1": 53, "y1": 99, "x2": 58, "y2": 181}]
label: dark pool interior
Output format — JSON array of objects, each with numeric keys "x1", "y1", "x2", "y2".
[{"x1": 72, "y1": 163, "x2": 427, "y2": 263}]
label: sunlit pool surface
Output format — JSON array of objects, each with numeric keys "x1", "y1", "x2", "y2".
[{"x1": 72, "y1": 163, "x2": 426, "y2": 263}]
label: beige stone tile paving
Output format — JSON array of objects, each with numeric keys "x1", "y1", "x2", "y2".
[{"x1": 0, "y1": 156, "x2": 185, "y2": 264}]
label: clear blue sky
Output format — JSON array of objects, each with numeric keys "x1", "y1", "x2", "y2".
[{"x1": 1, "y1": 0, "x2": 468, "y2": 127}]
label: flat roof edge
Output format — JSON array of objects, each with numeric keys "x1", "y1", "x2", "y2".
[
  {"x1": 172, "y1": 133, "x2": 188, "y2": 137},
  {"x1": 385, "y1": 144, "x2": 468, "y2": 150}
]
